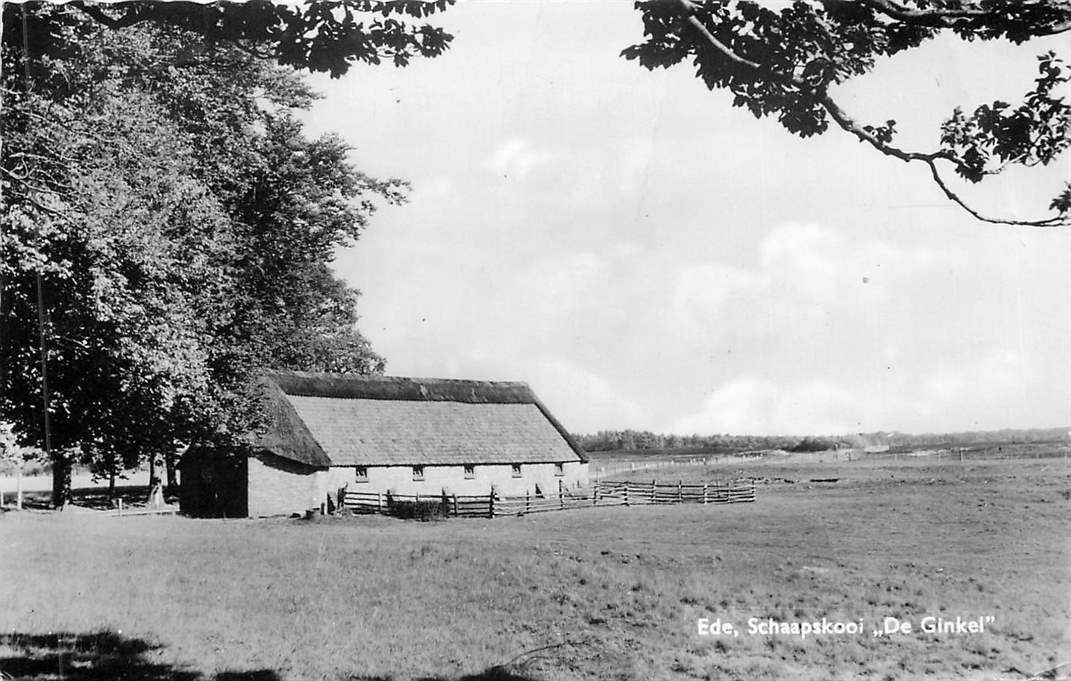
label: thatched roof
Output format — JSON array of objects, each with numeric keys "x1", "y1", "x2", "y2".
[
  {"x1": 254, "y1": 370, "x2": 587, "y2": 467},
  {"x1": 254, "y1": 378, "x2": 334, "y2": 467}
]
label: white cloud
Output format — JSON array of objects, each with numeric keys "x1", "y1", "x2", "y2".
[
  {"x1": 922, "y1": 370, "x2": 966, "y2": 405},
  {"x1": 518, "y1": 252, "x2": 602, "y2": 303},
  {"x1": 528, "y1": 358, "x2": 648, "y2": 433},
  {"x1": 411, "y1": 175, "x2": 455, "y2": 201},
  {"x1": 664, "y1": 223, "x2": 940, "y2": 351},
  {"x1": 979, "y1": 350, "x2": 1027, "y2": 390},
  {"x1": 510, "y1": 252, "x2": 605, "y2": 327},
  {"x1": 614, "y1": 137, "x2": 656, "y2": 195},
  {"x1": 670, "y1": 348, "x2": 1049, "y2": 437},
  {"x1": 660, "y1": 223, "x2": 1063, "y2": 435},
  {"x1": 670, "y1": 378, "x2": 858, "y2": 436},
  {"x1": 666, "y1": 264, "x2": 760, "y2": 341},
  {"x1": 759, "y1": 223, "x2": 842, "y2": 277},
  {"x1": 485, "y1": 138, "x2": 554, "y2": 180}
]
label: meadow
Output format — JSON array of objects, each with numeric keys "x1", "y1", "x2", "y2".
[{"x1": 1, "y1": 453, "x2": 1068, "y2": 681}]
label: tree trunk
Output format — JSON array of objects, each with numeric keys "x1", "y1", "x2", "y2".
[
  {"x1": 148, "y1": 454, "x2": 157, "y2": 502},
  {"x1": 107, "y1": 469, "x2": 116, "y2": 506},
  {"x1": 51, "y1": 452, "x2": 71, "y2": 509},
  {"x1": 164, "y1": 451, "x2": 177, "y2": 497}
]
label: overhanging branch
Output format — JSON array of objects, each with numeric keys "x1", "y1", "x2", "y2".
[
  {"x1": 925, "y1": 160, "x2": 1067, "y2": 226},
  {"x1": 676, "y1": 0, "x2": 1069, "y2": 227},
  {"x1": 817, "y1": 91, "x2": 952, "y2": 164},
  {"x1": 857, "y1": 0, "x2": 989, "y2": 25},
  {"x1": 858, "y1": 0, "x2": 1071, "y2": 36}
]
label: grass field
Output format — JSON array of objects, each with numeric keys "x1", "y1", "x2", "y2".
[{"x1": 1, "y1": 455, "x2": 1068, "y2": 681}]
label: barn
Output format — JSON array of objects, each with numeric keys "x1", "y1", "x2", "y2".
[{"x1": 179, "y1": 370, "x2": 589, "y2": 517}]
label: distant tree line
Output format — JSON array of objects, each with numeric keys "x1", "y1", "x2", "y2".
[
  {"x1": 880, "y1": 427, "x2": 1071, "y2": 452},
  {"x1": 575, "y1": 427, "x2": 1070, "y2": 454}
]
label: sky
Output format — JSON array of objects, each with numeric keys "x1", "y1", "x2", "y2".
[{"x1": 300, "y1": 0, "x2": 1071, "y2": 437}]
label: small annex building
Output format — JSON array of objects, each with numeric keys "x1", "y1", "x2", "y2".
[{"x1": 179, "y1": 370, "x2": 589, "y2": 517}]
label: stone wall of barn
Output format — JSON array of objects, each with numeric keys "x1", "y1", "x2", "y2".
[
  {"x1": 328, "y1": 461, "x2": 589, "y2": 498},
  {"x1": 246, "y1": 452, "x2": 330, "y2": 517}
]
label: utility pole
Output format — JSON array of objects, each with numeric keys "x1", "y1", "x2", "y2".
[{"x1": 20, "y1": 7, "x2": 58, "y2": 508}]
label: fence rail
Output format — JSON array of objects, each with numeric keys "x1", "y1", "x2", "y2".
[
  {"x1": 594, "y1": 480, "x2": 756, "y2": 505},
  {"x1": 343, "y1": 491, "x2": 495, "y2": 518},
  {"x1": 342, "y1": 478, "x2": 755, "y2": 520}
]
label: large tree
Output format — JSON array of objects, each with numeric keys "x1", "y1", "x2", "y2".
[
  {"x1": 17, "y1": 0, "x2": 455, "y2": 75},
  {"x1": 623, "y1": 0, "x2": 1071, "y2": 227},
  {"x1": 1, "y1": 5, "x2": 422, "y2": 505}
]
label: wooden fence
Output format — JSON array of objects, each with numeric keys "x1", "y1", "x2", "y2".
[
  {"x1": 343, "y1": 490, "x2": 496, "y2": 518},
  {"x1": 593, "y1": 479, "x2": 756, "y2": 505},
  {"x1": 342, "y1": 478, "x2": 755, "y2": 519},
  {"x1": 591, "y1": 456, "x2": 766, "y2": 479}
]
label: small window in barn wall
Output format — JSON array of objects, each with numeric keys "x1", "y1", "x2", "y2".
[
  {"x1": 355, "y1": 467, "x2": 368, "y2": 483},
  {"x1": 554, "y1": 463, "x2": 564, "y2": 477},
  {"x1": 464, "y1": 465, "x2": 476, "y2": 479},
  {"x1": 511, "y1": 464, "x2": 522, "y2": 478},
  {"x1": 412, "y1": 465, "x2": 424, "y2": 481}
]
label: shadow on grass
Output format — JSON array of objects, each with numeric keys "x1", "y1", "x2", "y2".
[
  {"x1": 0, "y1": 633, "x2": 547, "y2": 681},
  {"x1": 0, "y1": 631, "x2": 277, "y2": 681},
  {"x1": 426, "y1": 670, "x2": 538, "y2": 681},
  {"x1": 354, "y1": 671, "x2": 537, "y2": 681}
]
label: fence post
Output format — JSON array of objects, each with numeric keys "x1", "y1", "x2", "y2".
[
  {"x1": 593, "y1": 480, "x2": 598, "y2": 506},
  {"x1": 651, "y1": 479, "x2": 656, "y2": 504},
  {"x1": 703, "y1": 483, "x2": 708, "y2": 504},
  {"x1": 377, "y1": 492, "x2": 382, "y2": 514},
  {"x1": 678, "y1": 480, "x2": 683, "y2": 503},
  {"x1": 118, "y1": 498, "x2": 123, "y2": 517},
  {"x1": 525, "y1": 489, "x2": 530, "y2": 515},
  {"x1": 489, "y1": 490, "x2": 496, "y2": 518},
  {"x1": 560, "y1": 484, "x2": 565, "y2": 511},
  {"x1": 624, "y1": 482, "x2": 629, "y2": 507}
]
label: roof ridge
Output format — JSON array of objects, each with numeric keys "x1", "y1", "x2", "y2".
[
  {"x1": 263, "y1": 369, "x2": 530, "y2": 387},
  {"x1": 261, "y1": 370, "x2": 538, "y2": 405}
]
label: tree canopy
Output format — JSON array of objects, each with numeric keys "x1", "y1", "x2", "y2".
[
  {"x1": 13, "y1": 0, "x2": 455, "y2": 75},
  {"x1": 1, "y1": 3, "x2": 432, "y2": 505},
  {"x1": 623, "y1": 0, "x2": 1071, "y2": 227}
]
